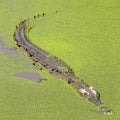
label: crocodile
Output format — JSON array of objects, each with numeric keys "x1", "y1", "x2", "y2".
[{"x1": 14, "y1": 17, "x2": 102, "y2": 106}]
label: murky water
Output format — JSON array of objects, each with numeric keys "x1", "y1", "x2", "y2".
[
  {"x1": 14, "y1": 72, "x2": 45, "y2": 83},
  {"x1": 0, "y1": 48, "x2": 17, "y2": 54},
  {"x1": 0, "y1": 38, "x2": 17, "y2": 55}
]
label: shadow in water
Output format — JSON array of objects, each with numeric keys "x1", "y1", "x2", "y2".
[{"x1": 14, "y1": 72, "x2": 46, "y2": 83}]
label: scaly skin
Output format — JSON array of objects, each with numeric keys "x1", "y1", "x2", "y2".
[{"x1": 14, "y1": 18, "x2": 102, "y2": 106}]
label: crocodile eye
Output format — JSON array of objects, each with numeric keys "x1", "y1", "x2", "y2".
[
  {"x1": 83, "y1": 92, "x2": 89, "y2": 96},
  {"x1": 79, "y1": 88, "x2": 89, "y2": 96}
]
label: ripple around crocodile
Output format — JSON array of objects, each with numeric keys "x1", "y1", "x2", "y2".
[{"x1": 13, "y1": 16, "x2": 112, "y2": 112}]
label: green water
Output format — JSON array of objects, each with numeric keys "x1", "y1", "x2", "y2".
[{"x1": 0, "y1": 0, "x2": 120, "y2": 120}]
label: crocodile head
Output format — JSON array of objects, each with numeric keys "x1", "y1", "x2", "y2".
[{"x1": 79, "y1": 86, "x2": 102, "y2": 105}]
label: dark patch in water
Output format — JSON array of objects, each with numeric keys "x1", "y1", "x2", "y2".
[
  {"x1": 0, "y1": 48, "x2": 17, "y2": 54},
  {"x1": 0, "y1": 36, "x2": 17, "y2": 55},
  {"x1": 14, "y1": 72, "x2": 46, "y2": 83}
]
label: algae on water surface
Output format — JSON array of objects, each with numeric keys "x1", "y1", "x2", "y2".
[{"x1": 0, "y1": 0, "x2": 120, "y2": 120}]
